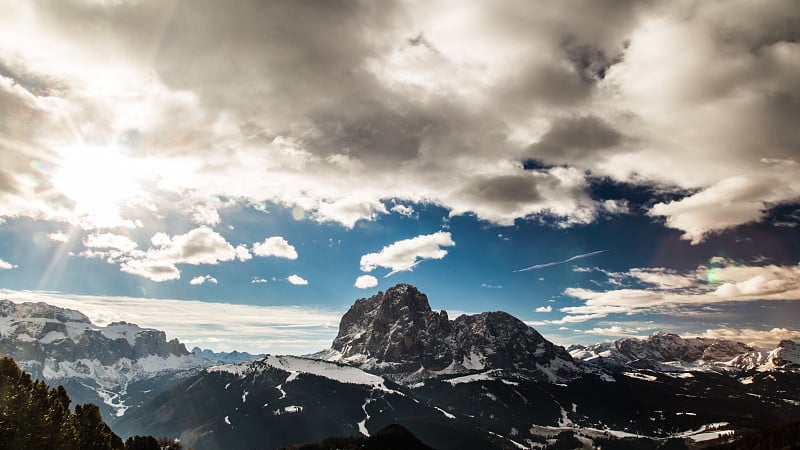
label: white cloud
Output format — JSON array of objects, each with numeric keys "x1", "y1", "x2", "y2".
[
  {"x1": 390, "y1": 204, "x2": 416, "y2": 218},
  {"x1": 287, "y1": 274, "x2": 308, "y2": 285},
  {"x1": 535, "y1": 305, "x2": 552, "y2": 313},
  {"x1": 147, "y1": 227, "x2": 238, "y2": 265},
  {"x1": 235, "y1": 244, "x2": 252, "y2": 261},
  {"x1": 0, "y1": 289, "x2": 342, "y2": 354},
  {"x1": 120, "y1": 259, "x2": 180, "y2": 282},
  {"x1": 354, "y1": 275, "x2": 378, "y2": 289},
  {"x1": 481, "y1": 283, "x2": 502, "y2": 289},
  {"x1": 48, "y1": 232, "x2": 69, "y2": 242},
  {"x1": 252, "y1": 237, "x2": 298, "y2": 260},
  {"x1": 360, "y1": 231, "x2": 455, "y2": 276},
  {"x1": 0, "y1": 259, "x2": 17, "y2": 270},
  {"x1": 251, "y1": 277, "x2": 269, "y2": 284},
  {"x1": 84, "y1": 233, "x2": 138, "y2": 252},
  {"x1": 579, "y1": 326, "x2": 643, "y2": 336},
  {"x1": 190, "y1": 275, "x2": 218, "y2": 285},
  {"x1": 546, "y1": 262, "x2": 800, "y2": 324}
]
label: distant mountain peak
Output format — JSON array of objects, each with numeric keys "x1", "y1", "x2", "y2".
[{"x1": 327, "y1": 283, "x2": 580, "y2": 383}]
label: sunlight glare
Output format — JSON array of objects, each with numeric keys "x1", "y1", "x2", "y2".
[{"x1": 51, "y1": 146, "x2": 147, "y2": 228}]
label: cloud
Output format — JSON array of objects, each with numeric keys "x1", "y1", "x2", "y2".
[
  {"x1": 253, "y1": 237, "x2": 298, "y2": 260},
  {"x1": 515, "y1": 250, "x2": 606, "y2": 272},
  {"x1": 0, "y1": 0, "x2": 798, "y2": 243},
  {"x1": 0, "y1": 259, "x2": 17, "y2": 270},
  {"x1": 535, "y1": 305, "x2": 552, "y2": 313},
  {"x1": 235, "y1": 245, "x2": 252, "y2": 262},
  {"x1": 390, "y1": 204, "x2": 416, "y2": 218},
  {"x1": 354, "y1": 275, "x2": 378, "y2": 289},
  {"x1": 190, "y1": 275, "x2": 217, "y2": 285},
  {"x1": 693, "y1": 327, "x2": 800, "y2": 349},
  {"x1": 1, "y1": 289, "x2": 342, "y2": 354},
  {"x1": 287, "y1": 274, "x2": 308, "y2": 286},
  {"x1": 82, "y1": 227, "x2": 241, "y2": 282},
  {"x1": 120, "y1": 259, "x2": 180, "y2": 282},
  {"x1": 84, "y1": 233, "x2": 138, "y2": 252},
  {"x1": 48, "y1": 232, "x2": 69, "y2": 242},
  {"x1": 579, "y1": 326, "x2": 644, "y2": 337},
  {"x1": 481, "y1": 283, "x2": 502, "y2": 289},
  {"x1": 251, "y1": 277, "x2": 269, "y2": 284},
  {"x1": 360, "y1": 231, "x2": 455, "y2": 276},
  {"x1": 545, "y1": 261, "x2": 800, "y2": 324}
]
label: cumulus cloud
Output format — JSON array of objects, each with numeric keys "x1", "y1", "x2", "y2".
[
  {"x1": 84, "y1": 233, "x2": 138, "y2": 252},
  {"x1": 287, "y1": 274, "x2": 308, "y2": 286},
  {"x1": 189, "y1": 275, "x2": 217, "y2": 285},
  {"x1": 253, "y1": 237, "x2": 298, "y2": 260},
  {"x1": 251, "y1": 277, "x2": 269, "y2": 284},
  {"x1": 1, "y1": 289, "x2": 342, "y2": 354},
  {"x1": 535, "y1": 305, "x2": 552, "y2": 313},
  {"x1": 235, "y1": 244, "x2": 252, "y2": 261},
  {"x1": 83, "y1": 227, "x2": 240, "y2": 282},
  {"x1": 0, "y1": 259, "x2": 17, "y2": 270},
  {"x1": 360, "y1": 231, "x2": 455, "y2": 276},
  {"x1": 354, "y1": 275, "x2": 378, "y2": 289}
]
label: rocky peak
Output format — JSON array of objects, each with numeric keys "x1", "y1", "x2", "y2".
[{"x1": 329, "y1": 284, "x2": 579, "y2": 382}]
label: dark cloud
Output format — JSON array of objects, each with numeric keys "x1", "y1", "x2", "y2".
[{"x1": 527, "y1": 116, "x2": 624, "y2": 164}]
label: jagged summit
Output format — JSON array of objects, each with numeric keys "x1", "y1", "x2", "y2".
[{"x1": 325, "y1": 283, "x2": 580, "y2": 383}]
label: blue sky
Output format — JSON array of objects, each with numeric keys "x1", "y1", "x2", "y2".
[{"x1": 1, "y1": 0, "x2": 799, "y2": 353}]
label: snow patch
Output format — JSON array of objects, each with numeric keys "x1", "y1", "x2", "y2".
[{"x1": 435, "y1": 406, "x2": 455, "y2": 419}]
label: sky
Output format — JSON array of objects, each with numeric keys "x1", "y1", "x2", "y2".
[{"x1": 1, "y1": 0, "x2": 799, "y2": 354}]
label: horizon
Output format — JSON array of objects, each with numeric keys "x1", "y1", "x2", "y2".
[{"x1": 1, "y1": 1, "x2": 798, "y2": 355}]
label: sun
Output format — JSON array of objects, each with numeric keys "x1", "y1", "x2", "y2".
[{"x1": 51, "y1": 145, "x2": 147, "y2": 228}]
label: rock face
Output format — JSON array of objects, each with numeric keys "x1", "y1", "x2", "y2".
[{"x1": 328, "y1": 283, "x2": 579, "y2": 382}]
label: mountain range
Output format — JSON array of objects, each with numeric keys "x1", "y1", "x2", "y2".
[{"x1": 2, "y1": 284, "x2": 799, "y2": 449}]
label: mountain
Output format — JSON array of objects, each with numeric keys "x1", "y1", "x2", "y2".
[
  {"x1": 116, "y1": 284, "x2": 800, "y2": 449},
  {"x1": 192, "y1": 347, "x2": 265, "y2": 364},
  {"x1": 319, "y1": 283, "x2": 582, "y2": 383},
  {"x1": 569, "y1": 332, "x2": 800, "y2": 373},
  {"x1": 114, "y1": 354, "x2": 517, "y2": 450},
  {"x1": 0, "y1": 299, "x2": 213, "y2": 421}
]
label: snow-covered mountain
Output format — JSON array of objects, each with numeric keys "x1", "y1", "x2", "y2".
[
  {"x1": 317, "y1": 283, "x2": 582, "y2": 383},
  {"x1": 569, "y1": 332, "x2": 800, "y2": 373},
  {"x1": 115, "y1": 354, "x2": 516, "y2": 450},
  {"x1": 114, "y1": 284, "x2": 800, "y2": 449},
  {"x1": 0, "y1": 299, "x2": 213, "y2": 419}
]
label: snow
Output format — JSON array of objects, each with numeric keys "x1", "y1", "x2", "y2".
[
  {"x1": 41, "y1": 331, "x2": 67, "y2": 344},
  {"x1": 623, "y1": 372, "x2": 657, "y2": 382},
  {"x1": 273, "y1": 406, "x2": 303, "y2": 416},
  {"x1": 461, "y1": 351, "x2": 486, "y2": 370},
  {"x1": 487, "y1": 431, "x2": 527, "y2": 449},
  {"x1": 224, "y1": 416, "x2": 230, "y2": 425},
  {"x1": 443, "y1": 370, "x2": 499, "y2": 385},
  {"x1": 100, "y1": 322, "x2": 142, "y2": 346},
  {"x1": 738, "y1": 376, "x2": 754, "y2": 384},
  {"x1": 358, "y1": 398, "x2": 371, "y2": 436},
  {"x1": 276, "y1": 384, "x2": 286, "y2": 399},
  {"x1": 210, "y1": 355, "x2": 400, "y2": 394},
  {"x1": 435, "y1": 406, "x2": 455, "y2": 419},
  {"x1": 242, "y1": 390, "x2": 248, "y2": 403}
]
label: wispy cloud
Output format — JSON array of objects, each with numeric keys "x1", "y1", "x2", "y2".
[
  {"x1": 0, "y1": 259, "x2": 17, "y2": 270},
  {"x1": 0, "y1": 289, "x2": 341, "y2": 354},
  {"x1": 515, "y1": 250, "x2": 605, "y2": 272}
]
